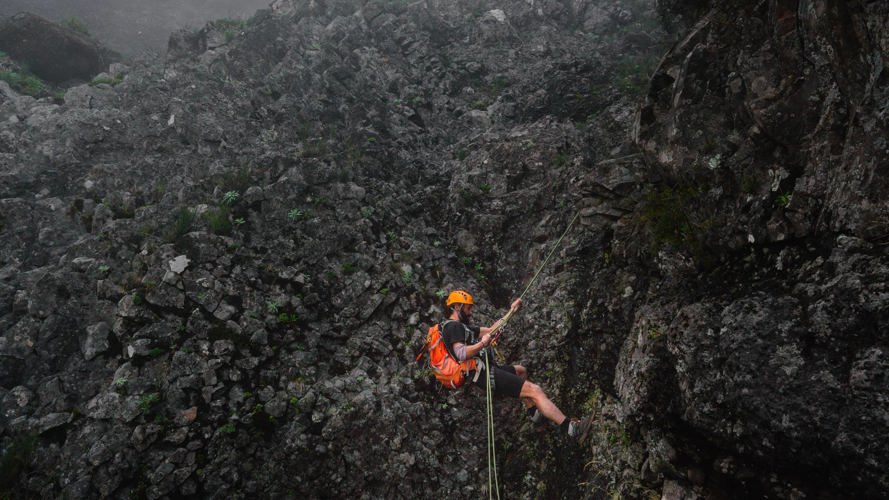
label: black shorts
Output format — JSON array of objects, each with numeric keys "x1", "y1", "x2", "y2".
[{"x1": 470, "y1": 363, "x2": 524, "y2": 398}]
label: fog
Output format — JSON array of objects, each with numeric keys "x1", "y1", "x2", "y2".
[{"x1": 0, "y1": 0, "x2": 272, "y2": 57}]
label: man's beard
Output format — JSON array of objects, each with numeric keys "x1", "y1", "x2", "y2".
[{"x1": 458, "y1": 308, "x2": 472, "y2": 325}]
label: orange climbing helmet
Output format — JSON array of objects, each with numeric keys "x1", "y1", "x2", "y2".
[{"x1": 445, "y1": 290, "x2": 474, "y2": 307}]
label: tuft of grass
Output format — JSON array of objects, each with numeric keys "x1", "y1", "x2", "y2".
[
  {"x1": 638, "y1": 183, "x2": 716, "y2": 266},
  {"x1": 205, "y1": 206, "x2": 232, "y2": 235},
  {"x1": 287, "y1": 208, "x2": 306, "y2": 221},
  {"x1": 220, "y1": 422, "x2": 236, "y2": 434},
  {"x1": 138, "y1": 393, "x2": 161, "y2": 413},
  {"x1": 0, "y1": 71, "x2": 46, "y2": 97},
  {"x1": 166, "y1": 208, "x2": 196, "y2": 242}
]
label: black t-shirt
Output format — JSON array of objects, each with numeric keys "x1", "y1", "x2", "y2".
[{"x1": 441, "y1": 320, "x2": 481, "y2": 360}]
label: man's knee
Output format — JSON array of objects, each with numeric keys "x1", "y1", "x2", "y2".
[
  {"x1": 514, "y1": 365, "x2": 527, "y2": 380},
  {"x1": 522, "y1": 381, "x2": 544, "y2": 399}
]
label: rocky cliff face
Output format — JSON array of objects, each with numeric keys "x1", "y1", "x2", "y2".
[{"x1": 0, "y1": 0, "x2": 886, "y2": 498}]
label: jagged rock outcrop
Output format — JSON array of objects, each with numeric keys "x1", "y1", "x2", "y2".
[
  {"x1": 1, "y1": 0, "x2": 887, "y2": 498},
  {"x1": 606, "y1": 0, "x2": 889, "y2": 497}
]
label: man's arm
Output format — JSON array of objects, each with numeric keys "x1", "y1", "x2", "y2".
[
  {"x1": 452, "y1": 335, "x2": 492, "y2": 361},
  {"x1": 479, "y1": 298, "x2": 522, "y2": 336}
]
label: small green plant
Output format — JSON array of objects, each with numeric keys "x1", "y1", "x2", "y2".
[
  {"x1": 479, "y1": 182, "x2": 492, "y2": 194},
  {"x1": 148, "y1": 347, "x2": 164, "y2": 357},
  {"x1": 220, "y1": 422, "x2": 236, "y2": 434},
  {"x1": 233, "y1": 217, "x2": 246, "y2": 226},
  {"x1": 267, "y1": 302, "x2": 280, "y2": 314},
  {"x1": 379, "y1": 287, "x2": 390, "y2": 296},
  {"x1": 473, "y1": 262, "x2": 486, "y2": 282},
  {"x1": 647, "y1": 327, "x2": 661, "y2": 340},
  {"x1": 132, "y1": 293, "x2": 143, "y2": 306},
  {"x1": 366, "y1": 136, "x2": 378, "y2": 144},
  {"x1": 360, "y1": 206, "x2": 374, "y2": 218},
  {"x1": 222, "y1": 191, "x2": 239, "y2": 206},
  {"x1": 777, "y1": 192, "x2": 793, "y2": 208},
  {"x1": 138, "y1": 393, "x2": 161, "y2": 413},
  {"x1": 341, "y1": 262, "x2": 356, "y2": 274},
  {"x1": 98, "y1": 264, "x2": 110, "y2": 273},
  {"x1": 113, "y1": 377, "x2": 128, "y2": 388},
  {"x1": 287, "y1": 208, "x2": 306, "y2": 221},
  {"x1": 582, "y1": 388, "x2": 602, "y2": 414},
  {"x1": 385, "y1": 230, "x2": 397, "y2": 242},
  {"x1": 402, "y1": 270, "x2": 414, "y2": 283},
  {"x1": 278, "y1": 312, "x2": 299, "y2": 324},
  {"x1": 456, "y1": 149, "x2": 468, "y2": 161},
  {"x1": 435, "y1": 289, "x2": 447, "y2": 299},
  {"x1": 206, "y1": 206, "x2": 232, "y2": 235}
]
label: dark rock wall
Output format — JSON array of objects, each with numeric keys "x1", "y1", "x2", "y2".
[
  {"x1": 0, "y1": 0, "x2": 887, "y2": 498},
  {"x1": 615, "y1": 0, "x2": 889, "y2": 496}
]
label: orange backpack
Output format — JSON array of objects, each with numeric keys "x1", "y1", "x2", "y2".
[{"x1": 416, "y1": 321, "x2": 478, "y2": 389}]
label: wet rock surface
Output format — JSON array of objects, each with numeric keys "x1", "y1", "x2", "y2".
[{"x1": 0, "y1": 0, "x2": 887, "y2": 498}]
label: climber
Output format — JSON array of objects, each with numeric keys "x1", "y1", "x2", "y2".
[{"x1": 442, "y1": 290, "x2": 590, "y2": 441}]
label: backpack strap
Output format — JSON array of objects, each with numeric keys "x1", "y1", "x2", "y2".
[{"x1": 439, "y1": 319, "x2": 463, "y2": 361}]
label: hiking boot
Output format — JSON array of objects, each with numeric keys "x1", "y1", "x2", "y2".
[
  {"x1": 566, "y1": 415, "x2": 594, "y2": 443},
  {"x1": 527, "y1": 407, "x2": 545, "y2": 424}
]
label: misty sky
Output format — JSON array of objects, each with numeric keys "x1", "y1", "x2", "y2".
[{"x1": 0, "y1": 0, "x2": 271, "y2": 56}]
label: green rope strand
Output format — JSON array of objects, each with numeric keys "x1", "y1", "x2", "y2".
[
  {"x1": 490, "y1": 210, "x2": 581, "y2": 337},
  {"x1": 517, "y1": 210, "x2": 580, "y2": 302},
  {"x1": 485, "y1": 350, "x2": 501, "y2": 500},
  {"x1": 483, "y1": 210, "x2": 579, "y2": 499}
]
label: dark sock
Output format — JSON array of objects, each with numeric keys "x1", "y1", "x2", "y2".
[
  {"x1": 526, "y1": 407, "x2": 536, "y2": 418},
  {"x1": 560, "y1": 417, "x2": 570, "y2": 434}
]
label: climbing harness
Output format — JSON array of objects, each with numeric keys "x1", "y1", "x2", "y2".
[{"x1": 481, "y1": 209, "x2": 580, "y2": 500}]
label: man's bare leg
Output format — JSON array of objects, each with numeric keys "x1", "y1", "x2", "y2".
[{"x1": 519, "y1": 381, "x2": 566, "y2": 425}]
